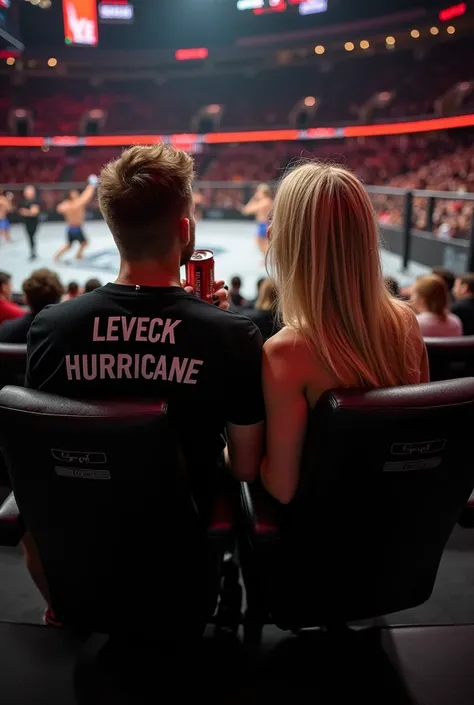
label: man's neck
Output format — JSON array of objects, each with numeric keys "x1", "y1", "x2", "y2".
[{"x1": 115, "y1": 260, "x2": 181, "y2": 288}]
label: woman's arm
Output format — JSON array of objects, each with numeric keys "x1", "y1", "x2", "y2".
[{"x1": 261, "y1": 336, "x2": 308, "y2": 504}]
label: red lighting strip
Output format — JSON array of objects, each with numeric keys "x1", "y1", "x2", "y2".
[
  {"x1": 0, "y1": 114, "x2": 473, "y2": 148},
  {"x1": 254, "y1": 0, "x2": 287, "y2": 14},
  {"x1": 344, "y1": 113, "x2": 474, "y2": 137},
  {"x1": 205, "y1": 129, "x2": 300, "y2": 143},
  {"x1": 175, "y1": 48, "x2": 208, "y2": 61},
  {"x1": 439, "y1": 2, "x2": 466, "y2": 21}
]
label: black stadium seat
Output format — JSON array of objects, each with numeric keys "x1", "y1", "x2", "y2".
[
  {"x1": 0, "y1": 386, "x2": 233, "y2": 638},
  {"x1": 424, "y1": 336, "x2": 474, "y2": 381},
  {"x1": 240, "y1": 379, "x2": 474, "y2": 637},
  {"x1": 0, "y1": 344, "x2": 27, "y2": 388}
]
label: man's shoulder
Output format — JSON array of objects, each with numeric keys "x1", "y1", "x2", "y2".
[
  {"x1": 32, "y1": 291, "x2": 104, "y2": 330},
  {"x1": 191, "y1": 298, "x2": 261, "y2": 334},
  {"x1": 452, "y1": 298, "x2": 474, "y2": 313}
]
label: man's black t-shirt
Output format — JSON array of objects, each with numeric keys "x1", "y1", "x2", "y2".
[
  {"x1": 26, "y1": 284, "x2": 264, "y2": 508},
  {"x1": 451, "y1": 298, "x2": 474, "y2": 336},
  {"x1": 19, "y1": 199, "x2": 40, "y2": 227}
]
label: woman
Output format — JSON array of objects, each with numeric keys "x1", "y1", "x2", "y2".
[
  {"x1": 262, "y1": 163, "x2": 429, "y2": 504},
  {"x1": 245, "y1": 278, "x2": 281, "y2": 341},
  {"x1": 412, "y1": 274, "x2": 463, "y2": 338}
]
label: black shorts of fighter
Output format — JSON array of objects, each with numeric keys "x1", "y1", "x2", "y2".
[{"x1": 67, "y1": 226, "x2": 86, "y2": 245}]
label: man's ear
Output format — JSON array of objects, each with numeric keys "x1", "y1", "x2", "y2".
[{"x1": 179, "y1": 217, "x2": 190, "y2": 245}]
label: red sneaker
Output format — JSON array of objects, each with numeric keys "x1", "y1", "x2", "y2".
[{"x1": 43, "y1": 607, "x2": 63, "y2": 627}]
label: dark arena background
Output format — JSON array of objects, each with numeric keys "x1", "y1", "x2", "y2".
[{"x1": 0, "y1": 1, "x2": 474, "y2": 703}]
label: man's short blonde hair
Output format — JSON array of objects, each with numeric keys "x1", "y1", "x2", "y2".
[{"x1": 99, "y1": 143, "x2": 195, "y2": 260}]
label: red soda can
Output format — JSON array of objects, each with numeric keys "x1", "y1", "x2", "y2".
[{"x1": 186, "y1": 250, "x2": 215, "y2": 303}]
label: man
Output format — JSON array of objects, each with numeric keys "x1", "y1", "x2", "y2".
[
  {"x1": 452, "y1": 273, "x2": 474, "y2": 335},
  {"x1": 54, "y1": 176, "x2": 98, "y2": 263},
  {"x1": 229, "y1": 275, "x2": 247, "y2": 309},
  {"x1": 26, "y1": 144, "x2": 265, "y2": 614},
  {"x1": 18, "y1": 185, "x2": 41, "y2": 261},
  {"x1": 432, "y1": 267, "x2": 456, "y2": 306},
  {"x1": 0, "y1": 269, "x2": 63, "y2": 344},
  {"x1": 0, "y1": 189, "x2": 13, "y2": 243},
  {"x1": 240, "y1": 183, "x2": 273, "y2": 256},
  {"x1": 0, "y1": 271, "x2": 25, "y2": 325},
  {"x1": 84, "y1": 277, "x2": 102, "y2": 294}
]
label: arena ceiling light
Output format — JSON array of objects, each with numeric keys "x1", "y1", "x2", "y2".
[
  {"x1": 411, "y1": 29, "x2": 420, "y2": 38},
  {"x1": 236, "y1": 0, "x2": 264, "y2": 9}
]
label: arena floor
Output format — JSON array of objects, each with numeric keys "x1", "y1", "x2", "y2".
[{"x1": 1, "y1": 219, "x2": 430, "y2": 298}]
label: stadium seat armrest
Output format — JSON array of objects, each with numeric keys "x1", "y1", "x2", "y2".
[
  {"x1": 240, "y1": 482, "x2": 280, "y2": 539},
  {"x1": 0, "y1": 493, "x2": 25, "y2": 546},
  {"x1": 207, "y1": 492, "x2": 234, "y2": 537},
  {"x1": 458, "y1": 491, "x2": 474, "y2": 528}
]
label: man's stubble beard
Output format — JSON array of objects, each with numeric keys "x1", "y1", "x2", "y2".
[{"x1": 180, "y1": 221, "x2": 196, "y2": 266}]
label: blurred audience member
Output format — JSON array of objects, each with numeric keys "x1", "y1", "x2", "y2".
[
  {"x1": 412, "y1": 275, "x2": 463, "y2": 337},
  {"x1": 0, "y1": 271, "x2": 25, "y2": 325},
  {"x1": 243, "y1": 277, "x2": 266, "y2": 310},
  {"x1": 64, "y1": 281, "x2": 80, "y2": 300},
  {"x1": 0, "y1": 269, "x2": 63, "y2": 344},
  {"x1": 229, "y1": 276, "x2": 247, "y2": 308},
  {"x1": 384, "y1": 276, "x2": 401, "y2": 298},
  {"x1": 452, "y1": 273, "x2": 474, "y2": 335},
  {"x1": 244, "y1": 279, "x2": 281, "y2": 341},
  {"x1": 84, "y1": 278, "x2": 102, "y2": 294},
  {"x1": 261, "y1": 163, "x2": 429, "y2": 504},
  {"x1": 432, "y1": 267, "x2": 456, "y2": 305}
]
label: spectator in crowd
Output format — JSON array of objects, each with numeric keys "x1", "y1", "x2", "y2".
[
  {"x1": 432, "y1": 267, "x2": 456, "y2": 305},
  {"x1": 412, "y1": 275, "x2": 463, "y2": 337},
  {"x1": 261, "y1": 163, "x2": 429, "y2": 504},
  {"x1": 24, "y1": 144, "x2": 264, "y2": 616},
  {"x1": 64, "y1": 282, "x2": 80, "y2": 300},
  {"x1": 229, "y1": 276, "x2": 247, "y2": 308},
  {"x1": 241, "y1": 277, "x2": 266, "y2": 310},
  {"x1": 384, "y1": 276, "x2": 401, "y2": 298},
  {"x1": 0, "y1": 271, "x2": 25, "y2": 325},
  {"x1": 84, "y1": 278, "x2": 102, "y2": 294},
  {"x1": 244, "y1": 278, "x2": 281, "y2": 341},
  {"x1": 452, "y1": 273, "x2": 474, "y2": 335},
  {"x1": 0, "y1": 269, "x2": 63, "y2": 344}
]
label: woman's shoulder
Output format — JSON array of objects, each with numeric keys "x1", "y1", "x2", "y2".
[
  {"x1": 264, "y1": 326, "x2": 306, "y2": 357},
  {"x1": 447, "y1": 312, "x2": 463, "y2": 333},
  {"x1": 263, "y1": 327, "x2": 318, "y2": 383}
]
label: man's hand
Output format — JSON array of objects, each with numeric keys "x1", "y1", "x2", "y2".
[
  {"x1": 182, "y1": 279, "x2": 230, "y2": 310},
  {"x1": 88, "y1": 174, "x2": 99, "y2": 187}
]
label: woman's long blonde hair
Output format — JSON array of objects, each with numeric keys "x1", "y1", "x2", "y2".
[{"x1": 269, "y1": 162, "x2": 418, "y2": 388}]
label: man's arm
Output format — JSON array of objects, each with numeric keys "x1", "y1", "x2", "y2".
[
  {"x1": 56, "y1": 200, "x2": 68, "y2": 215},
  {"x1": 225, "y1": 319, "x2": 265, "y2": 483},
  {"x1": 25, "y1": 309, "x2": 64, "y2": 392},
  {"x1": 240, "y1": 198, "x2": 260, "y2": 216},
  {"x1": 77, "y1": 183, "x2": 96, "y2": 208}
]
